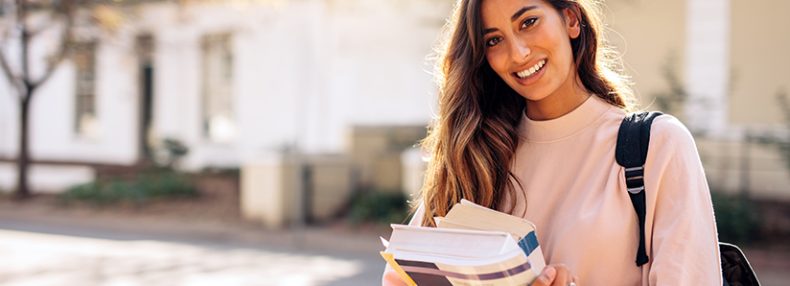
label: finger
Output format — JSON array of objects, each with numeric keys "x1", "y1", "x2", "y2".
[
  {"x1": 550, "y1": 265, "x2": 570, "y2": 286},
  {"x1": 531, "y1": 266, "x2": 557, "y2": 286}
]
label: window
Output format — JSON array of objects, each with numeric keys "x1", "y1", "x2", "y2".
[
  {"x1": 73, "y1": 41, "x2": 97, "y2": 138},
  {"x1": 201, "y1": 33, "x2": 235, "y2": 143}
]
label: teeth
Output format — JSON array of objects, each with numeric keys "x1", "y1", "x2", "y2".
[{"x1": 517, "y1": 59, "x2": 545, "y2": 79}]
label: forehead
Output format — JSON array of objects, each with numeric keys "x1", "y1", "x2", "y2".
[{"x1": 481, "y1": 0, "x2": 550, "y2": 25}]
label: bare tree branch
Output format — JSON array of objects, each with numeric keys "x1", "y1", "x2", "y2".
[
  {"x1": 32, "y1": 40, "x2": 70, "y2": 87},
  {"x1": 26, "y1": 4, "x2": 61, "y2": 37},
  {"x1": 33, "y1": 58, "x2": 66, "y2": 88},
  {"x1": 0, "y1": 45, "x2": 24, "y2": 95},
  {"x1": 31, "y1": 0, "x2": 77, "y2": 88}
]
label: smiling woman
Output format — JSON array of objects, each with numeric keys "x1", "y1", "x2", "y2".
[
  {"x1": 483, "y1": 0, "x2": 590, "y2": 119},
  {"x1": 382, "y1": 0, "x2": 722, "y2": 285}
]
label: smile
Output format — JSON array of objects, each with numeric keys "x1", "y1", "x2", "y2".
[{"x1": 515, "y1": 59, "x2": 546, "y2": 79}]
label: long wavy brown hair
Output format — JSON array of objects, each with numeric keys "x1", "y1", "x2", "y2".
[{"x1": 418, "y1": 0, "x2": 636, "y2": 226}]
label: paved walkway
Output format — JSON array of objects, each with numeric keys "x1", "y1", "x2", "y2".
[{"x1": 0, "y1": 210, "x2": 387, "y2": 286}]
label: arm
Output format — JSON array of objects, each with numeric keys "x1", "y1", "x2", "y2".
[
  {"x1": 644, "y1": 116, "x2": 722, "y2": 285},
  {"x1": 381, "y1": 203, "x2": 426, "y2": 286}
]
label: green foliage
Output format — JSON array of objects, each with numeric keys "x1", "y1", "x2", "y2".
[
  {"x1": 753, "y1": 91, "x2": 790, "y2": 173},
  {"x1": 61, "y1": 169, "x2": 197, "y2": 206},
  {"x1": 152, "y1": 138, "x2": 190, "y2": 168},
  {"x1": 163, "y1": 138, "x2": 189, "y2": 157},
  {"x1": 711, "y1": 192, "x2": 760, "y2": 244},
  {"x1": 348, "y1": 190, "x2": 409, "y2": 224},
  {"x1": 651, "y1": 53, "x2": 689, "y2": 115},
  {"x1": 773, "y1": 90, "x2": 790, "y2": 171}
]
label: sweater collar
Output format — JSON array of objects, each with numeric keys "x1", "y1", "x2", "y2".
[{"x1": 519, "y1": 95, "x2": 613, "y2": 142}]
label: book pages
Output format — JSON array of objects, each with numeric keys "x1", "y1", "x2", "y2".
[{"x1": 382, "y1": 200, "x2": 547, "y2": 285}]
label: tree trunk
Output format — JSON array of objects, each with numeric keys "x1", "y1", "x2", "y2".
[
  {"x1": 5, "y1": 0, "x2": 77, "y2": 199},
  {"x1": 15, "y1": 93, "x2": 32, "y2": 199},
  {"x1": 14, "y1": 0, "x2": 32, "y2": 200}
]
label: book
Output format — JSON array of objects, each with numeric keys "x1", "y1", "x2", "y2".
[{"x1": 381, "y1": 199, "x2": 546, "y2": 286}]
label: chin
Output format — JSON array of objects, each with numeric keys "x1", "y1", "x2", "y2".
[{"x1": 513, "y1": 87, "x2": 551, "y2": 102}]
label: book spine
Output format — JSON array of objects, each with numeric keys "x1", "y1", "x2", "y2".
[
  {"x1": 518, "y1": 231, "x2": 539, "y2": 256},
  {"x1": 394, "y1": 258, "x2": 534, "y2": 285}
]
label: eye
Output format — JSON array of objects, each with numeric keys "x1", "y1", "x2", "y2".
[
  {"x1": 485, "y1": 36, "x2": 502, "y2": 47},
  {"x1": 521, "y1": 17, "x2": 538, "y2": 29}
]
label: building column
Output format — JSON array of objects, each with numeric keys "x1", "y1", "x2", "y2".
[{"x1": 685, "y1": 0, "x2": 730, "y2": 137}]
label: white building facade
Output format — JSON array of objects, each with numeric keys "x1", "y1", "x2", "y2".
[
  {"x1": 2, "y1": 0, "x2": 787, "y2": 199},
  {"x1": 0, "y1": 0, "x2": 453, "y2": 191}
]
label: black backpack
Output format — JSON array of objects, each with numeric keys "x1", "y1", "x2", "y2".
[{"x1": 615, "y1": 112, "x2": 760, "y2": 286}]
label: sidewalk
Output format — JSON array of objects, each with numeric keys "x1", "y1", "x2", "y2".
[
  {"x1": 0, "y1": 205, "x2": 386, "y2": 255},
  {"x1": 0, "y1": 198, "x2": 389, "y2": 286}
]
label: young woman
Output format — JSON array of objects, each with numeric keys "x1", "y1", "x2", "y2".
[{"x1": 383, "y1": 0, "x2": 722, "y2": 285}]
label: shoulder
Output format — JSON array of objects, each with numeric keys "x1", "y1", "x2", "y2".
[
  {"x1": 643, "y1": 114, "x2": 703, "y2": 167},
  {"x1": 649, "y1": 114, "x2": 696, "y2": 149}
]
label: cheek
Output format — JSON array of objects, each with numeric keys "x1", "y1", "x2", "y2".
[
  {"x1": 555, "y1": 44, "x2": 576, "y2": 83},
  {"x1": 540, "y1": 30, "x2": 567, "y2": 60},
  {"x1": 541, "y1": 30, "x2": 574, "y2": 76},
  {"x1": 557, "y1": 40, "x2": 574, "y2": 67},
  {"x1": 485, "y1": 51, "x2": 509, "y2": 77}
]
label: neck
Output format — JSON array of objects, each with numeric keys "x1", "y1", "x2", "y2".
[{"x1": 525, "y1": 75, "x2": 590, "y2": 121}]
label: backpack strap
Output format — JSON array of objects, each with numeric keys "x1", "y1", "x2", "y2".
[{"x1": 615, "y1": 111, "x2": 663, "y2": 267}]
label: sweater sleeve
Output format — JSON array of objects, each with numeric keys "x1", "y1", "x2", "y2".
[
  {"x1": 381, "y1": 203, "x2": 425, "y2": 286},
  {"x1": 643, "y1": 116, "x2": 722, "y2": 285}
]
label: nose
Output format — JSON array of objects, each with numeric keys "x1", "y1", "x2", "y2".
[{"x1": 509, "y1": 38, "x2": 531, "y2": 64}]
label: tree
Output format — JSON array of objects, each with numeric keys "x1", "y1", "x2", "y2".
[
  {"x1": 0, "y1": 0, "x2": 78, "y2": 199},
  {"x1": 753, "y1": 90, "x2": 790, "y2": 176}
]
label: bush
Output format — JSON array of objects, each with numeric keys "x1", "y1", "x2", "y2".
[
  {"x1": 61, "y1": 169, "x2": 198, "y2": 206},
  {"x1": 348, "y1": 190, "x2": 409, "y2": 224},
  {"x1": 151, "y1": 138, "x2": 189, "y2": 168},
  {"x1": 711, "y1": 192, "x2": 760, "y2": 244}
]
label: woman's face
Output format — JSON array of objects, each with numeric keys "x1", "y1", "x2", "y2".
[{"x1": 481, "y1": 0, "x2": 580, "y2": 102}]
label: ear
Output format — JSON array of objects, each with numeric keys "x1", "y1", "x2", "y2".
[{"x1": 563, "y1": 6, "x2": 582, "y2": 39}]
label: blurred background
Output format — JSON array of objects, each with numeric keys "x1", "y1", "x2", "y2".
[{"x1": 0, "y1": 0, "x2": 787, "y2": 285}]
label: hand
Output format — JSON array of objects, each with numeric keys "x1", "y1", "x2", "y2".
[
  {"x1": 381, "y1": 266, "x2": 409, "y2": 286},
  {"x1": 531, "y1": 264, "x2": 578, "y2": 286}
]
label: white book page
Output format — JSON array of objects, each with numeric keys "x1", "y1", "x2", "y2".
[
  {"x1": 388, "y1": 244, "x2": 526, "y2": 267},
  {"x1": 388, "y1": 225, "x2": 514, "y2": 258},
  {"x1": 449, "y1": 200, "x2": 536, "y2": 238}
]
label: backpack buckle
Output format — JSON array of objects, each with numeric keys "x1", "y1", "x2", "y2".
[
  {"x1": 627, "y1": 186, "x2": 645, "y2": 194},
  {"x1": 624, "y1": 166, "x2": 645, "y2": 194}
]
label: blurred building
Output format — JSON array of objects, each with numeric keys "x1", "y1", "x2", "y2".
[
  {"x1": 605, "y1": 0, "x2": 790, "y2": 200},
  {"x1": 0, "y1": 0, "x2": 788, "y2": 202},
  {"x1": 0, "y1": 0, "x2": 450, "y2": 194}
]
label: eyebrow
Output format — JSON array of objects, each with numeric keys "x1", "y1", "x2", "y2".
[
  {"x1": 511, "y1": 5, "x2": 538, "y2": 22},
  {"x1": 483, "y1": 5, "x2": 539, "y2": 35}
]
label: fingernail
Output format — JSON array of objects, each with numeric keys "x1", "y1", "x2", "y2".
[{"x1": 542, "y1": 266, "x2": 556, "y2": 281}]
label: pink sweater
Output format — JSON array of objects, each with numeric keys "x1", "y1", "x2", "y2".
[{"x1": 383, "y1": 95, "x2": 722, "y2": 285}]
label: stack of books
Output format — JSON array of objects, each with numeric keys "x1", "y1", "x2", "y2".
[{"x1": 381, "y1": 199, "x2": 546, "y2": 286}]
